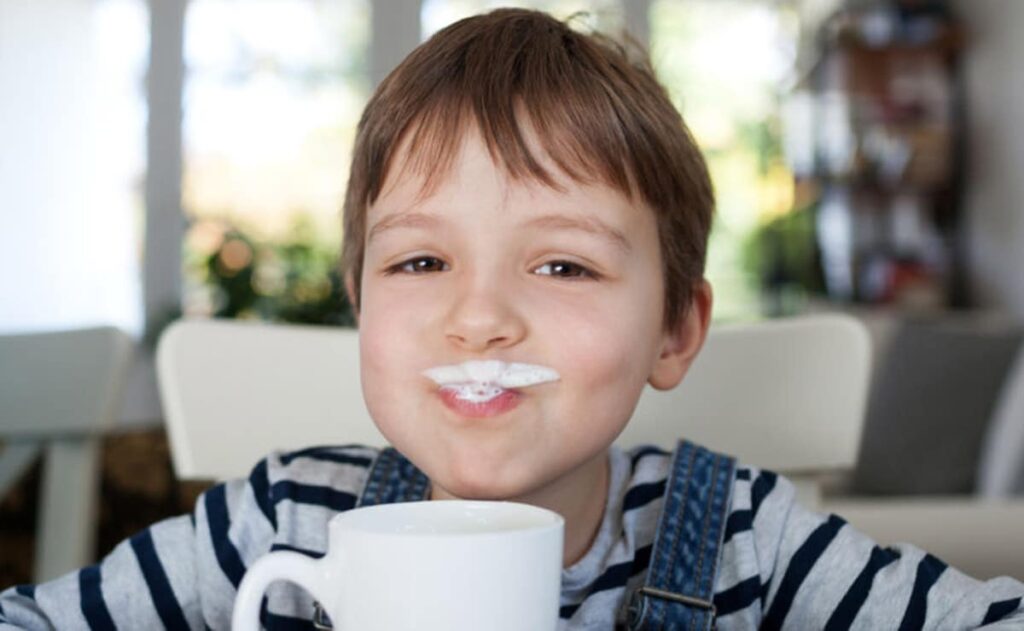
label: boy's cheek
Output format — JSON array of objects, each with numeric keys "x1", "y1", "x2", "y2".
[
  {"x1": 361, "y1": 279, "x2": 447, "y2": 323},
  {"x1": 359, "y1": 317, "x2": 414, "y2": 377}
]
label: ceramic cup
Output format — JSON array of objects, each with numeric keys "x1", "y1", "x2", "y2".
[{"x1": 232, "y1": 500, "x2": 564, "y2": 631}]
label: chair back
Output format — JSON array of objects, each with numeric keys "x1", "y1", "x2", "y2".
[
  {"x1": 0, "y1": 325, "x2": 133, "y2": 436},
  {"x1": 157, "y1": 315, "x2": 871, "y2": 483},
  {"x1": 157, "y1": 320, "x2": 382, "y2": 480},
  {"x1": 621, "y1": 314, "x2": 871, "y2": 473},
  {"x1": 978, "y1": 343, "x2": 1024, "y2": 496},
  {"x1": 0, "y1": 325, "x2": 133, "y2": 580}
]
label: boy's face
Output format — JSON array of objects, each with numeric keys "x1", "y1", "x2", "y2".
[{"x1": 349, "y1": 129, "x2": 711, "y2": 502}]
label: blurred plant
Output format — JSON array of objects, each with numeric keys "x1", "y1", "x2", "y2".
[
  {"x1": 183, "y1": 214, "x2": 356, "y2": 328},
  {"x1": 742, "y1": 201, "x2": 827, "y2": 317}
]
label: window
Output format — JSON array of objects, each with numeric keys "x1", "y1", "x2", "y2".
[
  {"x1": 181, "y1": 0, "x2": 369, "y2": 323},
  {"x1": 651, "y1": 0, "x2": 800, "y2": 320}
]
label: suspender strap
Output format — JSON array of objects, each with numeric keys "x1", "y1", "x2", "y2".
[
  {"x1": 626, "y1": 440, "x2": 736, "y2": 631},
  {"x1": 357, "y1": 447, "x2": 431, "y2": 506}
]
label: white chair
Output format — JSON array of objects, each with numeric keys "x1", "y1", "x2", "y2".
[
  {"x1": 156, "y1": 319, "x2": 384, "y2": 481},
  {"x1": 156, "y1": 313, "x2": 871, "y2": 508},
  {"x1": 623, "y1": 314, "x2": 871, "y2": 507},
  {"x1": 0, "y1": 326, "x2": 133, "y2": 581},
  {"x1": 978, "y1": 343, "x2": 1024, "y2": 497}
]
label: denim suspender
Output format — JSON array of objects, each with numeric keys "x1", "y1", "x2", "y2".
[
  {"x1": 625, "y1": 440, "x2": 736, "y2": 631},
  {"x1": 357, "y1": 447, "x2": 431, "y2": 506}
]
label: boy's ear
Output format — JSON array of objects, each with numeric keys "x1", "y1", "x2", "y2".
[
  {"x1": 343, "y1": 270, "x2": 360, "y2": 326},
  {"x1": 647, "y1": 280, "x2": 713, "y2": 391}
]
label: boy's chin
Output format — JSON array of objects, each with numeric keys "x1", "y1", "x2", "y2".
[
  {"x1": 429, "y1": 474, "x2": 527, "y2": 502},
  {"x1": 430, "y1": 484, "x2": 498, "y2": 502},
  {"x1": 427, "y1": 462, "x2": 543, "y2": 503}
]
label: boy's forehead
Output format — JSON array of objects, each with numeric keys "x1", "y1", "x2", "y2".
[
  {"x1": 371, "y1": 125, "x2": 641, "y2": 220},
  {"x1": 370, "y1": 142, "x2": 638, "y2": 246},
  {"x1": 377, "y1": 120, "x2": 555, "y2": 201}
]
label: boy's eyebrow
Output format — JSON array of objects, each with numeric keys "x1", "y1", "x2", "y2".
[
  {"x1": 521, "y1": 214, "x2": 632, "y2": 254},
  {"x1": 367, "y1": 211, "x2": 442, "y2": 245},
  {"x1": 367, "y1": 211, "x2": 632, "y2": 254}
]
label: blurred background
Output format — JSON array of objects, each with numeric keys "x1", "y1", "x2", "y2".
[{"x1": 2, "y1": 0, "x2": 1023, "y2": 584}]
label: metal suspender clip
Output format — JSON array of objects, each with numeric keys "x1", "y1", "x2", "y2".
[
  {"x1": 312, "y1": 601, "x2": 334, "y2": 630},
  {"x1": 638, "y1": 586, "x2": 716, "y2": 613},
  {"x1": 626, "y1": 586, "x2": 718, "y2": 631}
]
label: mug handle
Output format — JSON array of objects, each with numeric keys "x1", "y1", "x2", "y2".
[{"x1": 231, "y1": 551, "x2": 331, "y2": 631}]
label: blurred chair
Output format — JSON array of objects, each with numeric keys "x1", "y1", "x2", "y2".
[
  {"x1": 977, "y1": 342, "x2": 1024, "y2": 497},
  {"x1": 851, "y1": 316, "x2": 1023, "y2": 495},
  {"x1": 623, "y1": 314, "x2": 871, "y2": 508},
  {"x1": 828, "y1": 313, "x2": 1024, "y2": 579},
  {"x1": 156, "y1": 319, "x2": 383, "y2": 481},
  {"x1": 0, "y1": 326, "x2": 133, "y2": 581},
  {"x1": 156, "y1": 314, "x2": 871, "y2": 510}
]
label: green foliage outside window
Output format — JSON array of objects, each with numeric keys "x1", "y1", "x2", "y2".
[{"x1": 183, "y1": 216, "x2": 356, "y2": 328}]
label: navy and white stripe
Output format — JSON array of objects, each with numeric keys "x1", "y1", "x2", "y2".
[{"x1": 1, "y1": 443, "x2": 1022, "y2": 630}]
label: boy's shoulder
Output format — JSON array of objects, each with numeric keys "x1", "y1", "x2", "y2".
[
  {"x1": 260, "y1": 443, "x2": 383, "y2": 505},
  {"x1": 623, "y1": 443, "x2": 788, "y2": 500}
]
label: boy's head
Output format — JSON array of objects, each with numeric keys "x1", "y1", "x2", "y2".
[
  {"x1": 341, "y1": 8, "x2": 715, "y2": 502},
  {"x1": 342, "y1": 8, "x2": 713, "y2": 334}
]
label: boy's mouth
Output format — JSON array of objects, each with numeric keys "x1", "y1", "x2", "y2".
[
  {"x1": 436, "y1": 387, "x2": 524, "y2": 419},
  {"x1": 423, "y1": 360, "x2": 560, "y2": 405}
]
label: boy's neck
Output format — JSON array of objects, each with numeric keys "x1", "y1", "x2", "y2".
[{"x1": 429, "y1": 449, "x2": 612, "y2": 569}]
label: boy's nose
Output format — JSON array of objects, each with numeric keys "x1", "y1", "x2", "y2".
[{"x1": 443, "y1": 282, "x2": 527, "y2": 352}]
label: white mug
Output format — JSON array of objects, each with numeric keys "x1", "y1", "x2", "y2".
[{"x1": 232, "y1": 500, "x2": 565, "y2": 631}]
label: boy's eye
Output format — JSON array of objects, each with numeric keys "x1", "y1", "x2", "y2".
[
  {"x1": 385, "y1": 257, "x2": 595, "y2": 280},
  {"x1": 533, "y1": 260, "x2": 595, "y2": 280},
  {"x1": 388, "y1": 256, "x2": 448, "y2": 274}
]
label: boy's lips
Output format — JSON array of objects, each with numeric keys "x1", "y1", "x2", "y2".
[
  {"x1": 423, "y1": 360, "x2": 557, "y2": 418},
  {"x1": 437, "y1": 386, "x2": 523, "y2": 418}
]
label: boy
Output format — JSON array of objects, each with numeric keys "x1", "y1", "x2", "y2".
[{"x1": 2, "y1": 8, "x2": 1023, "y2": 630}]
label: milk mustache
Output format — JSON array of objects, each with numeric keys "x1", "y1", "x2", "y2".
[{"x1": 423, "y1": 360, "x2": 560, "y2": 402}]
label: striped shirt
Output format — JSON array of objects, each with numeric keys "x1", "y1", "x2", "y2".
[{"x1": 1, "y1": 443, "x2": 1022, "y2": 629}]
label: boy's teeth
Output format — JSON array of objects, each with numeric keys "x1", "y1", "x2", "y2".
[{"x1": 444, "y1": 382, "x2": 506, "y2": 403}]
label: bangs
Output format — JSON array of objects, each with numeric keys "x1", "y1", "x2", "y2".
[{"x1": 379, "y1": 90, "x2": 637, "y2": 204}]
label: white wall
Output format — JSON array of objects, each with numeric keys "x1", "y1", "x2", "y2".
[{"x1": 955, "y1": 0, "x2": 1024, "y2": 319}]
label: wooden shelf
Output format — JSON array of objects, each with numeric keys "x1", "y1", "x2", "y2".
[{"x1": 789, "y1": 5, "x2": 967, "y2": 308}]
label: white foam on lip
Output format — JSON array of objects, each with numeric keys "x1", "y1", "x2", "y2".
[
  {"x1": 423, "y1": 360, "x2": 560, "y2": 403},
  {"x1": 442, "y1": 382, "x2": 507, "y2": 404}
]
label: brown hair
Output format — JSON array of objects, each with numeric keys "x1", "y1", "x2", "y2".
[{"x1": 341, "y1": 8, "x2": 713, "y2": 332}]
